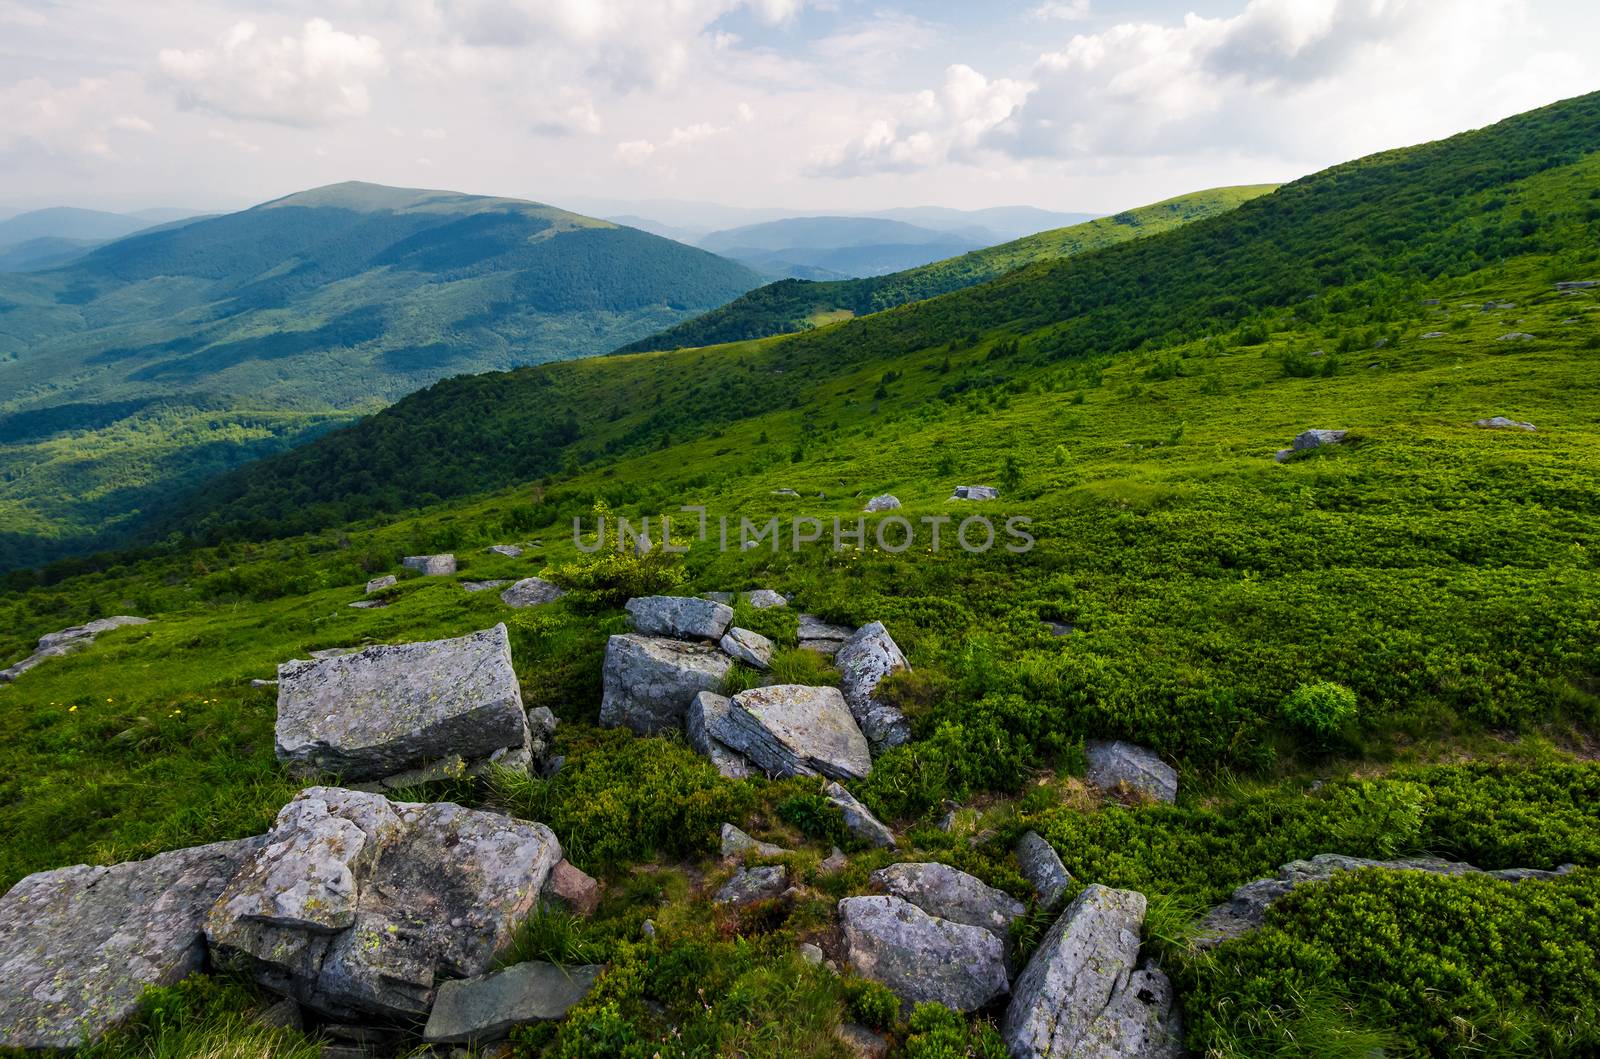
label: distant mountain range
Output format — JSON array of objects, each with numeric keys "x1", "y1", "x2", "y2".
[
  {"x1": 618, "y1": 185, "x2": 1277, "y2": 353},
  {"x1": 0, "y1": 182, "x2": 761, "y2": 566},
  {"x1": 0, "y1": 207, "x2": 214, "y2": 273},
  {"x1": 694, "y1": 216, "x2": 988, "y2": 280}
]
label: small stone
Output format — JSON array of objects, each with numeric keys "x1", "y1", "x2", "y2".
[
  {"x1": 500, "y1": 577, "x2": 566, "y2": 608},
  {"x1": 255, "y1": 997, "x2": 303, "y2": 1031},
  {"x1": 487, "y1": 544, "x2": 524, "y2": 558},
  {"x1": 1291, "y1": 428, "x2": 1347, "y2": 452},
  {"x1": 348, "y1": 599, "x2": 390, "y2": 609},
  {"x1": 1016, "y1": 832, "x2": 1073, "y2": 910},
  {"x1": 1085, "y1": 741, "x2": 1178, "y2": 804},
  {"x1": 542, "y1": 860, "x2": 601, "y2": 917},
  {"x1": 720, "y1": 626, "x2": 774, "y2": 669},
  {"x1": 950, "y1": 485, "x2": 999, "y2": 501},
  {"x1": 1555, "y1": 280, "x2": 1597, "y2": 290},
  {"x1": 640, "y1": 920, "x2": 657, "y2": 938},
  {"x1": 402, "y1": 554, "x2": 457, "y2": 576},
  {"x1": 365, "y1": 575, "x2": 397, "y2": 594},
  {"x1": 715, "y1": 865, "x2": 790, "y2": 906},
  {"x1": 423, "y1": 961, "x2": 602, "y2": 1044},
  {"x1": 461, "y1": 580, "x2": 511, "y2": 593},
  {"x1": 820, "y1": 847, "x2": 849, "y2": 873},
  {"x1": 824, "y1": 781, "x2": 896, "y2": 849},
  {"x1": 744, "y1": 588, "x2": 788, "y2": 609},
  {"x1": 799, "y1": 942, "x2": 825, "y2": 966},
  {"x1": 835, "y1": 1022, "x2": 891, "y2": 1059},
  {"x1": 1497, "y1": 332, "x2": 1535, "y2": 341},
  {"x1": 863, "y1": 494, "x2": 901, "y2": 512},
  {"x1": 721, "y1": 823, "x2": 791, "y2": 859},
  {"x1": 772, "y1": 488, "x2": 801, "y2": 498},
  {"x1": 1042, "y1": 621, "x2": 1074, "y2": 637},
  {"x1": 1421, "y1": 331, "x2": 1447, "y2": 338},
  {"x1": 251, "y1": 678, "x2": 279, "y2": 688},
  {"x1": 1474, "y1": 416, "x2": 1536, "y2": 431}
]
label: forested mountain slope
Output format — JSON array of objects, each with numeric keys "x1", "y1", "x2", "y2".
[
  {"x1": 616, "y1": 184, "x2": 1275, "y2": 352},
  {"x1": 0, "y1": 182, "x2": 761, "y2": 568}
]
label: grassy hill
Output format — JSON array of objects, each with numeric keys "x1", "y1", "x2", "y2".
[
  {"x1": 3, "y1": 94, "x2": 1600, "y2": 1058},
  {"x1": 0, "y1": 182, "x2": 761, "y2": 567},
  {"x1": 616, "y1": 184, "x2": 1276, "y2": 352}
]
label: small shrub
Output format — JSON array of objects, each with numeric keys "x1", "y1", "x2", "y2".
[
  {"x1": 844, "y1": 977, "x2": 902, "y2": 1031},
  {"x1": 1281, "y1": 681, "x2": 1359, "y2": 735}
]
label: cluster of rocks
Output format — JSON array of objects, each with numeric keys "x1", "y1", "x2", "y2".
[
  {"x1": 836, "y1": 852, "x2": 1181, "y2": 1059},
  {"x1": 599, "y1": 594, "x2": 913, "y2": 777},
  {"x1": 274, "y1": 624, "x2": 555, "y2": 790},
  {"x1": 0, "y1": 615, "x2": 151, "y2": 684},
  {"x1": 1193, "y1": 852, "x2": 1575, "y2": 949},
  {"x1": 1273, "y1": 427, "x2": 1346, "y2": 463},
  {"x1": 354, "y1": 549, "x2": 567, "y2": 612},
  {"x1": 0, "y1": 785, "x2": 600, "y2": 1050}
]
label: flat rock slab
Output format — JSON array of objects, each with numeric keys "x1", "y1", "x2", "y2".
[
  {"x1": 720, "y1": 627, "x2": 774, "y2": 669},
  {"x1": 275, "y1": 624, "x2": 529, "y2": 781},
  {"x1": 950, "y1": 485, "x2": 999, "y2": 501},
  {"x1": 423, "y1": 961, "x2": 601, "y2": 1044},
  {"x1": 835, "y1": 622, "x2": 911, "y2": 752},
  {"x1": 207, "y1": 786, "x2": 562, "y2": 1019},
  {"x1": 402, "y1": 554, "x2": 457, "y2": 576},
  {"x1": 501, "y1": 577, "x2": 567, "y2": 607},
  {"x1": 1003, "y1": 884, "x2": 1148, "y2": 1059},
  {"x1": 721, "y1": 823, "x2": 791, "y2": 859},
  {"x1": 715, "y1": 865, "x2": 789, "y2": 906},
  {"x1": 600, "y1": 635, "x2": 731, "y2": 735},
  {"x1": 798, "y1": 614, "x2": 854, "y2": 658},
  {"x1": 0, "y1": 836, "x2": 264, "y2": 1050},
  {"x1": 487, "y1": 544, "x2": 524, "y2": 558},
  {"x1": 686, "y1": 692, "x2": 752, "y2": 779},
  {"x1": 1085, "y1": 741, "x2": 1178, "y2": 804},
  {"x1": 1072, "y1": 966, "x2": 1185, "y2": 1059},
  {"x1": 1, "y1": 616, "x2": 151, "y2": 683},
  {"x1": 708, "y1": 685, "x2": 872, "y2": 781},
  {"x1": 871, "y1": 862, "x2": 1024, "y2": 942},
  {"x1": 625, "y1": 595, "x2": 733, "y2": 640},
  {"x1": 839, "y1": 895, "x2": 1008, "y2": 1014}
]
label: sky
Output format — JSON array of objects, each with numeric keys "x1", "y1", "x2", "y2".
[{"x1": 4, "y1": 0, "x2": 1600, "y2": 217}]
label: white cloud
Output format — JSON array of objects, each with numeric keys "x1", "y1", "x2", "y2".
[
  {"x1": 158, "y1": 19, "x2": 385, "y2": 126},
  {"x1": 0, "y1": 77, "x2": 155, "y2": 160},
  {"x1": 810, "y1": 64, "x2": 1030, "y2": 175},
  {"x1": 1029, "y1": 1, "x2": 1091, "y2": 21}
]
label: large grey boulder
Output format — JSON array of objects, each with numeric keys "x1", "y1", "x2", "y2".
[
  {"x1": 1071, "y1": 966, "x2": 1185, "y2": 1059},
  {"x1": 834, "y1": 622, "x2": 911, "y2": 752},
  {"x1": 720, "y1": 627, "x2": 774, "y2": 669},
  {"x1": 275, "y1": 624, "x2": 530, "y2": 782},
  {"x1": 863, "y1": 494, "x2": 901, "y2": 512},
  {"x1": 625, "y1": 595, "x2": 733, "y2": 641},
  {"x1": 1291, "y1": 428, "x2": 1347, "y2": 451},
  {"x1": 1017, "y1": 832, "x2": 1073, "y2": 910},
  {"x1": 599, "y1": 635, "x2": 731, "y2": 735},
  {"x1": 207, "y1": 787, "x2": 562, "y2": 1019},
  {"x1": 0, "y1": 616, "x2": 151, "y2": 683},
  {"x1": 1003, "y1": 884, "x2": 1150, "y2": 1058},
  {"x1": 1085, "y1": 741, "x2": 1177, "y2": 804},
  {"x1": 501, "y1": 577, "x2": 567, "y2": 608},
  {"x1": 1194, "y1": 852, "x2": 1575, "y2": 949},
  {"x1": 950, "y1": 485, "x2": 999, "y2": 501},
  {"x1": 798, "y1": 614, "x2": 854, "y2": 658},
  {"x1": 423, "y1": 961, "x2": 600, "y2": 1044},
  {"x1": 839, "y1": 895, "x2": 1008, "y2": 1014},
  {"x1": 686, "y1": 692, "x2": 752, "y2": 779},
  {"x1": 402, "y1": 554, "x2": 457, "y2": 576},
  {"x1": 707, "y1": 685, "x2": 872, "y2": 781},
  {"x1": 0, "y1": 837, "x2": 264, "y2": 1050},
  {"x1": 871, "y1": 862, "x2": 1024, "y2": 942},
  {"x1": 824, "y1": 781, "x2": 897, "y2": 849},
  {"x1": 1474, "y1": 416, "x2": 1536, "y2": 431}
]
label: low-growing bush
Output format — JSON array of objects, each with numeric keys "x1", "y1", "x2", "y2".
[{"x1": 1280, "y1": 681, "x2": 1359, "y2": 735}]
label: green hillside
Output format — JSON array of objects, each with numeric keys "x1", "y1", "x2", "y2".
[
  {"x1": 616, "y1": 184, "x2": 1276, "y2": 352},
  {"x1": 3, "y1": 94, "x2": 1600, "y2": 1058},
  {"x1": 0, "y1": 182, "x2": 761, "y2": 568}
]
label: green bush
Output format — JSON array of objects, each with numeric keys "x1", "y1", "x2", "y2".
[
  {"x1": 1281, "y1": 681, "x2": 1359, "y2": 735},
  {"x1": 904, "y1": 1003, "x2": 1010, "y2": 1059},
  {"x1": 845, "y1": 976, "x2": 903, "y2": 1031}
]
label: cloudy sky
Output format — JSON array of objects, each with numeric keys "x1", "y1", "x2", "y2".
[{"x1": 4, "y1": 0, "x2": 1599, "y2": 216}]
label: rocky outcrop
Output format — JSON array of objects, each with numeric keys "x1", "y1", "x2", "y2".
[
  {"x1": 625, "y1": 595, "x2": 733, "y2": 641},
  {"x1": 0, "y1": 616, "x2": 151, "y2": 684},
  {"x1": 720, "y1": 627, "x2": 774, "y2": 669},
  {"x1": 798, "y1": 614, "x2": 854, "y2": 658},
  {"x1": 839, "y1": 895, "x2": 1008, "y2": 1013},
  {"x1": 834, "y1": 622, "x2": 911, "y2": 752},
  {"x1": 706, "y1": 685, "x2": 872, "y2": 781},
  {"x1": 1474, "y1": 416, "x2": 1536, "y2": 431},
  {"x1": 824, "y1": 781, "x2": 896, "y2": 849},
  {"x1": 870, "y1": 862, "x2": 1024, "y2": 942},
  {"x1": 1003, "y1": 884, "x2": 1181, "y2": 1059},
  {"x1": 422, "y1": 961, "x2": 601, "y2": 1044},
  {"x1": 715, "y1": 865, "x2": 790, "y2": 906},
  {"x1": 1017, "y1": 832, "x2": 1073, "y2": 910},
  {"x1": 402, "y1": 554, "x2": 457, "y2": 576},
  {"x1": 0, "y1": 837, "x2": 264, "y2": 1050},
  {"x1": 600, "y1": 635, "x2": 731, "y2": 735},
  {"x1": 686, "y1": 692, "x2": 752, "y2": 779},
  {"x1": 1085, "y1": 741, "x2": 1177, "y2": 804},
  {"x1": 863, "y1": 494, "x2": 901, "y2": 512},
  {"x1": 207, "y1": 787, "x2": 562, "y2": 1019},
  {"x1": 1194, "y1": 852, "x2": 1575, "y2": 949},
  {"x1": 274, "y1": 625, "x2": 530, "y2": 782},
  {"x1": 500, "y1": 577, "x2": 567, "y2": 608},
  {"x1": 950, "y1": 485, "x2": 999, "y2": 501}
]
